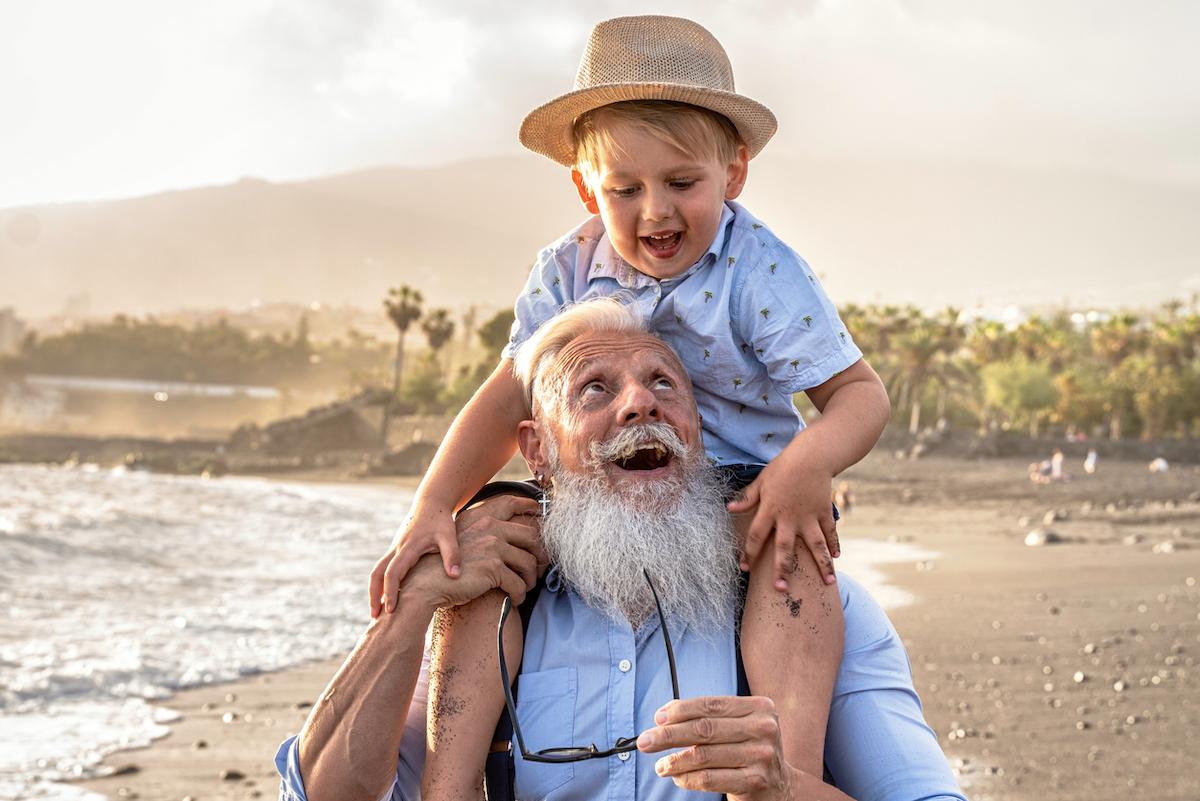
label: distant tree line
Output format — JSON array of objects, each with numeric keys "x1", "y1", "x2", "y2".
[
  {"x1": 4, "y1": 292, "x2": 1197, "y2": 441},
  {"x1": 843, "y1": 300, "x2": 1200, "y2": 441}
]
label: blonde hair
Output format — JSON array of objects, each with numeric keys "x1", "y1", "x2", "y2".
[
  {"x1": 573, "y1": 100, "x2": 743, "y2": 191},
  {"x1": 514, "y1": 298, "x2": 648, "y2": 415}
]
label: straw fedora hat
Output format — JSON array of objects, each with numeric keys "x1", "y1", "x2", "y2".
[{"x1": 520, "y1": 15, "x2": 777, "y2": 167}]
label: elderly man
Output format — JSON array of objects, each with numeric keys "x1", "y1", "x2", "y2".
[{"x1": 277, "y1": 301, "x2": 965, "y2": 801}]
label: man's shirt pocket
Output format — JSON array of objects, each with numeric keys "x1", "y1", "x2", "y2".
[{"x1": 513, "y1": 666, "x2": 577, "y2": 800}]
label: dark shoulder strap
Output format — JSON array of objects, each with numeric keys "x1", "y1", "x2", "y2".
[{"x1": 462, "y1": 479, "x2": 544, "y2": 801}]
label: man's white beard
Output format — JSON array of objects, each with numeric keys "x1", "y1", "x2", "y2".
[{"x1": 540, "y1": 425, "x2": 739, "y2": 632}]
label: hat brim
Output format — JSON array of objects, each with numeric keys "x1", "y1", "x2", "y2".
[{"x1": 520, "y1": 83, "x2": 778, "y2": 167}]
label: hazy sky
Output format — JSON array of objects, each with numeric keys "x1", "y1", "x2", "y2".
[{"x1": 2, "y1": 0, "x2": 1197, "y2": 209}]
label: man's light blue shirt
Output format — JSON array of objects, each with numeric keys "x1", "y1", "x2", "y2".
[
  {"x1": 501, "y1": 202, "x2": 864, "y2": 465},
  {"x1": 275, "y1": 573, "x2": 965, "y2": 801}
]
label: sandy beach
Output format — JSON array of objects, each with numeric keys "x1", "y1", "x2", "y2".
[{"x1": 76, "y1": 453, "x2": 1200, "y2": 801}]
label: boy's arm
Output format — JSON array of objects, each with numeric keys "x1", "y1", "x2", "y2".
[
  {"x1": 730, "y1": 358, "x2": 889, "y2": 586},
  {"x1": 371, "y1": 359, "x2": 528, "y2": 616},
  {"x1": 421, "y1": 591, "x2": 525, "y2": 801}
]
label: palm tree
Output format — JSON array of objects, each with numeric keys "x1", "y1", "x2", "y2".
[
  {"x1": 421, "y1": 308, "x2": 456, "y2": 380},
  {"x1": 381, "y1": 285, "x2": 424, "y2": 443}
]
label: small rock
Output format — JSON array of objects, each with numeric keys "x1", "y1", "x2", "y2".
[
  {"x1": 224, "y1": 692, "x2": 237, "y2": 703},
  {"x1": 294, "y1": 700, "x2": 312, "y2": 710},
  {"x1": 221, "y1": 769, "x2": 246, "y2": 781},
  {"x1": 222, "y1": 711, "x2": 239, "y2": 723},
  {"x1": 1122, "y1": 534, "x2": 1142, "y2": 546},
  {"x1": 1113, "y1": 680, "x2": 1126, "y2": 693},
  {"x1": 1025, "y1": 529, "x2": 1062, "y2": 546},
  {"x1": 1152, "y1": 541, "x2": 1176, "y2": 554},
  {"x1": 1018, "y1": 515, "x2": 1031, "y2": 527},
  {"x1": 1043, "y1": 509, "x2": 1063, "y2": 524},
  {"x1": 111, "y1": 764, "x2": 140, "y2": 777},
  {"x1": 192, "y1": 739, "x2": 208, "y2": 750},
  {"x1": 1073, "y1": 671, "x2": 1087, "y2": 683}
]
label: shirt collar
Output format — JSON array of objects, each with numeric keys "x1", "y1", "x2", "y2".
[{"x1": 588, "y1": 203, "x2": 736, "y2": 289}]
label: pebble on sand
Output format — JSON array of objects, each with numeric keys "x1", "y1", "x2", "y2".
[
  {"x1": 1025, "y1": 529, "x2": 1062, "y2": 546},
  {"x1": 221, "y1": 769, "x2": 247, "y2": 781}
]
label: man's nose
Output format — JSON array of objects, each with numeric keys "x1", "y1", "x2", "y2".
[{"x1": 615, "y1": 382, "x2": 660, "y2": 424}]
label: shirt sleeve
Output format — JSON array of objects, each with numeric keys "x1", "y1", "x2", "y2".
[
  {"x1": 500, "y1": 245, "x2": 573, "y2": 361},
  {"x1": 826, "y1": 576, "x2": 966, "y2": 801},
  {"x1": 732, "y1": 248, "x2": 862, "y2": 394},
  {"x1": 274, "y1": 651, "x2": 432, "y2": 801}
]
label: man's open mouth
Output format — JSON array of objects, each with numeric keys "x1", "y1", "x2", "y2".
[
  {"x1": 641, "y1": 232, "x2": 682, "y2": 256},
  {"x1": 612, "y1": 443, "x2": 672, "y2": 471}
]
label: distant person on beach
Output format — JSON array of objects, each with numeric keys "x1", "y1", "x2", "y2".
[
  {"x1": 834, "y1": 480, "x2": 855, "y2": 515},
  {"x1": 1084, "y1": 448, "x2": 1098, "y2": 475},
  {"x1": 1149, "y1": 457, "x2": 1169, "y2": 473},
  {"x1": 1050, "y1": 449, "x2": 1066, "y2": 482},
  {"x1": 277, "y1": 304, "x2": 962, "y2": 801},
  {"x1": 364, "y1": 12, "x2": 890, "y2": 782}
]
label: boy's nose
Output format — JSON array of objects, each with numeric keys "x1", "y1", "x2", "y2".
[{"x1": 640, "y1": 186, "x2": 672, "y2": 222}]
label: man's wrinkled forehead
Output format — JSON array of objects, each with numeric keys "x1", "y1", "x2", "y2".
[{"x1": 550, "y1": 332, "x2": 688, "y2": 394}]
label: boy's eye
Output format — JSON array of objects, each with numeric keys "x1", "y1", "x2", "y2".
[
  {"x1": 609, "y1": 186, "x2": 638, "y2": 198},
  {"x1": 669, "y1": 179, "x2": 696, "y2": 190}
]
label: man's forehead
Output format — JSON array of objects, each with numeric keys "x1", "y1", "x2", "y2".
[{"x1": 553, "y1": 332, "x2": 685, "y2": 380}]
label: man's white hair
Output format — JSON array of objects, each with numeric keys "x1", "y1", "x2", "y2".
[{"x1": 513, "y1": 298, "x2": 648, "y2": 415}]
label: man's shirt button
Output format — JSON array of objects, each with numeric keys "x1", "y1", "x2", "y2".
[
  {"x1": 618, "y1": 751, "x2": 632, "y2": 762},
  {"x1": 618, "y1": 659, "x2": 632, "y2": 673}
]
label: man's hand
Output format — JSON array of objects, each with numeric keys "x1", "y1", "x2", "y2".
[
  {"x1": 727, "y1": 445, "x2": 838, "y2": 589},
  {"x1": 369, "y1": 502, "x2": 461, "y2": 617},
  {"x1": 399, "y1": 495, "x2": 544, "y2": 613},
  {"x1": 636, "y1": 696, "x2": 803, "y2": 800}
]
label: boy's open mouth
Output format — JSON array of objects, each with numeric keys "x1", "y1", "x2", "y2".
[
  {"x1": 641, "y1": 232, "x2": 682, "y2": 258},
  {"x1": 611, "y1": 443, "x2": 672, "y2": 471}
]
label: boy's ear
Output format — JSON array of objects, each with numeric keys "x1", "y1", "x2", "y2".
[
  {"x1": 571, "y1": 169, "x2": 601, "y2": 215},
  {"x1": 723, "y1": 144, "x2": 750, "y2": 201},
  {"x1": 517, "y1": 420, "x2": 551, "y2": 478}
]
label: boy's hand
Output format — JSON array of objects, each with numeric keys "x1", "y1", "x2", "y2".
[
  {"x1": 369, "y1": 502, "x2": 461, "y2": 618},
  {"x1": 726, "y1": 450, "x2": 839, "y2": 589}
]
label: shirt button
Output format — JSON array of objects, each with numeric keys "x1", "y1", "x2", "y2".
[
  {"x1": 618, "y1": 659, "x2": 632, "y2": 673},
  {"x1": 618, "y1": 751, "x2": 632, "y2": 762}
]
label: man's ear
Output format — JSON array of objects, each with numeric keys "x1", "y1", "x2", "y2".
[
  {"x1": 571, "y1": 169, "x2": 601, "y2": 215},
  {"x1": 517, "y1": 420, "x2": 551, "y2": 479},
  {"x1": 724, "y1": 144, "x2": 750, "y2": 200}
]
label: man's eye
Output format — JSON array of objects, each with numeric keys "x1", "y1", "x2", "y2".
[
  {"x1": 582, "y1": 381, "x2": 607, "y2": 396},
  {"x1": 653, "y1": 377, "x2": 674, "y2": 390}
]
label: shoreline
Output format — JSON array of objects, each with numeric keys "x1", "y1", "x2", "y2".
[{"x1": 68, "y1": 455, "x2": 1200, "y2": 800}]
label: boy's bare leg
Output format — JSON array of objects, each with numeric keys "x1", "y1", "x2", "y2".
[
  {"x1": 421, "y1": 590, "x2": 525, "y2": 801},
  {"x1": 739, "y1": 521, "x2": 844, "y2": 779}
]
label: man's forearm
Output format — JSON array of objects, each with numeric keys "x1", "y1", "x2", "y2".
[{"x1": 298, "y1": 591, "x2": 436, "y2": 801}]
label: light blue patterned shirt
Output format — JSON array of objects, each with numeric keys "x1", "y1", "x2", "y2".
[
  {"x1": 501, "y1": 202, "x2": 863, "y2": 465},
  {"x1": 275, "y1": 573, "x2": 965, "y2": 801}
]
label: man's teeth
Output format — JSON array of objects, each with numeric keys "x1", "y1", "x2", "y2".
[{"x1": 617, "y1": 443, "x2": 667, "y2": 459}]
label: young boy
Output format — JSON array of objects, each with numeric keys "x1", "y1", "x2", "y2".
[{"x1": 370, "y1": 14, "x2": 890, "y2": 795}]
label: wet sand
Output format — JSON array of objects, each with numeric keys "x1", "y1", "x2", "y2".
[{"x1": 79, "y1": 453, "x2": 1200, "y2": 801}]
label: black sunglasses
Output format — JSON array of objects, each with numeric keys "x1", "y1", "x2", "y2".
[{"x1": 497, "y1": 568, "x2": 680, "y2": 763}]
